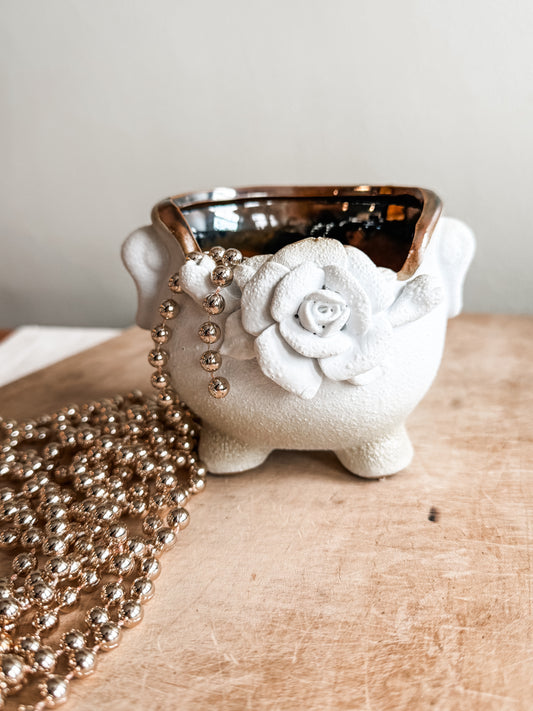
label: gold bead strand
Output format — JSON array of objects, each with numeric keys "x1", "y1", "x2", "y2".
[
  {"x1": 149, "y1": 266, "x2": 184, "y2": 408},
  {"x1": 0, "y1": 384, "x2": 206, "y2": 708},
  {"x1": 198, "y1": 246, "x2": 243, "y2": 399}
]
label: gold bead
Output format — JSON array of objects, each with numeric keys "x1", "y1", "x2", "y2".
[
  {"x1": 176, "y1": 437, "x2": 193, "y2": 452},
  {"x1": 168, "y1": 273, "x2": 182, "y2": 293},
  {"x1": 200, "y1": 351, "x2": 222, "y2": 373},
  {"x1": 159, "y1": 299, "x2": 179, "y2": 320},
  {"x1": 151, "y1": 371, "x2": 171, "y2": 390},
  {"x1": 151, "y1": 323, "x2": 171, "y2": 344},
  {"x1": 0, "y1": 596, "x2": 20, "y2": 627},
  {"x1": 0, "y1": 487, "x2": 15, "y2": 502},
  {"x1": 92, "y1": 544, "x2": 111, "y2": 567},
  {"x1": 64, "y1": 555, "x2": 82, "y2": 581},
  {"x1": 94, "y1": 501, "x2": 119, "y2": 524},
  {"x1": 142, "y1": 515, "x2": 163, "y2": 535},
  {"x1": 156, "y1": 471, "x2": 177, "y2": 491},
  {"x1": 45, "y1": 518, "x2": 68, "y2": 537},
  {"x1": 167, "y1": 486, "x2": 190, "y2": 508},
  {"x1": 149, "y1": 492, "x2": 166, "y2": 510},
  {"x1": 40, "y1": 674, "x2": 69, "y2": 707},
  {"x1": 0, "y1": 633, "x2": 11, "y2": 653},
  {"x1": 153, "y1": 443, "x2": 171, "y2": 461},
  {"x1": 44, "y1": 503, "x2": 68, "y2": 520},
  {"x1": 211, "y1": 264, "x2": 233, "y2": 287},
  {"x1": 43, "y1": 442, "x2": 62, "y2": 460},
  {"x1": 32, "y1": 610, "x2": 58, "y2": 633},
  {"x1": 0, "y1": 528, "x2": 19, "y2": 549},
  {"x1": 167, "y1": 507, "x2": 189, "y2": 530},
  {"x1": 208, "y1": 377, "x2": 230, "y2": 399},
  {"x1": 202, "y1": 292, "x2": 225, "y2": 315},
  {"x1": 108, "y1": 522, "x2": 128, "y2": 546},
  {"x1": 110, "y1": 554, "x2": 134, "y2": 577},
  {"x1": 176, "y1": 419, "x2": 193, "y2": 436},
  {"x1": 0, "y1": 653, "x2": 25, "y2": 686},
  {"x1": 186, "y1": 251, "x2": 204, "y2": 263},
  {"x1": 130, "y1": 576, "x2": 154, "y2": 603},
  {"x1": 0, "y1": 499, "x2": 19, "y2": 521},
  {"x1": 223, "y1": 248, "x2": 243, "y2": 266},
  {"x1": 24, "y1": 571, "x2": 46, "y2": 587},
  {"x1": 60, "y1": 629, "x2": 85, "y2": 652},
  {"x1": 157, "y1": 389, "x2": 176, "y2": 407},
  {"x1": 101, "y1": 582, "x2": 125, "y2": 606},
  {"x1": 33, "y1": 645, "x2": 56, "y2": 672},
  {"x1": 153, "y1": 527, "x2": 176, "y2": 551},
  {"x1": 42, "y1": 536, "x2": 67, "y2": 557},
  {"x1": 80, "y1": 569, "x2": 100, "y2": 591},
  {"x1": 12, "y1": 552, "x2": 37, "y2": 576},
  {"x1": 95, "y1": 621, "x2": 121, "y2": 651},
  {"x1": 162, "y1": 407, "x2": 181, "y2": 429},
  {"x1": 128, "y1": 498, "x2": 147, "y2": 516},
  {"x1": 140, "y1": 556, "x2": 161, "y2": 580},
  {"x1": 198, "y1": 322, "x2": 221, "y2": 345},
  {"x1": 75, "y1": 428, "x2": 98, "y2": 448},
  {"x1": 190, "y1": 473, "x2": 207, "y2": 494},
  {"x1": 68, "y1": 647, "x2": 96, "y2": 678},
  {"x1": 20, "y1": 527, "x2": 42, "y2": 549},
  {"x1": 148, "y1": 348, "x2": 169, "y2": 368},
  {"x1": 118, "y1": 599, "x2": 143, "y2": 628},
  {"x1": 190, "y1": 462, "x2": 207, "y2": 478},
  {"x1": 28, "y1": 581, "x2": 55, "y2": 607},
  {"x1": 208, "y1": 245, "x2": 225, "y2": 261},
  {"x1": 85, "y1": 606, "x2": 109, "y2": 629},
  {"x1": 45, "y1": 556, "x2": 69, "y2": 580},
  {"x1": 15, "y1": 635, "x2": 40, "y2": 660},
  {"x1": 73, "y1": 534, "x2": 94, "y2": 555},
  {"x1": 15, "y1": 508, "x2": 38, "y2": 528},
  {"x1": 126, "y1": 537, "x2": 146, "y2": 559},
  {"x1": 59, "y1": 587, "x2": 79, "y2": 609}
]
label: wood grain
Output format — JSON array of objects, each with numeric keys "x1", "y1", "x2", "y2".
[{"x1": 0, "y1": 315, "x2": 532, "y2": 711}]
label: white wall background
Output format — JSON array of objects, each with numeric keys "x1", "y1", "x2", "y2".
[{"x1": 1, "y1": 0, "x2": 532, "y2": 327}]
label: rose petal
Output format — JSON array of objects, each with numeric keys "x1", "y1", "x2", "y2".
[
  {"x1": 179, "y1": 254, "x2": 217, "y2": 305},
  {"x1": 221, "y1": 282, "x2": 242, "y2": 315},
  {"x1": 254, "y1": 324, "x2": 323, "y2": 399},
  {"x1": 241, "y1": 261, "x2": 290, "y2": 335},
  {"x1": 279, "y1": 316, "x2": 352, "y2": 358},
  {"x1": 347, "y1": 366, "x2": 383, "y2": 386},
  {"x1": 323, "y1": 265, "x2": 371, "y2": 333},
  {"x1": 319, "y1": 316, "x2": 392, "y2": 381},
  {"x1": 387, "y1": 274, "x2": 443, "y2": 327},
  {"x1": 298, "y1": 290, "x2": 349, "y2": 336},
  {"x1": 233, "y1": 255, "x2": 271, "y2": 289},
  {"x1": 220, "y1": 309, "x2": 256, "y2": 360},
  {"x1": 270, "y1": 262, "x2": 325, "y2": 321},
  {"x1": 345, "y1": 246, "x2": 398, "y2": 313},
  {"x1": 273, "y1": 237, "x2": 348, "y2": 269}
]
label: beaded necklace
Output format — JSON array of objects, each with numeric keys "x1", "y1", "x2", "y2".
[{"x1": 0, "y1": 247, "x2": 242, "y2": 708}]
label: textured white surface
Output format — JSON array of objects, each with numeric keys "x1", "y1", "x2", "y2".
[
  {"x1": 0, "y1": 327, "x2": 120, "y2": 388},
  {"x1": 122, "y1": 216, "x2": 474, "y2": 477},
  {"x1": 1, "y1": 0, "x2": 532, "y2": 327}
]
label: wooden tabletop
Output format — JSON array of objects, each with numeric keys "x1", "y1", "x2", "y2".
[{"x1": 0, "y1": 314, "x2": 532, "y2": 711}]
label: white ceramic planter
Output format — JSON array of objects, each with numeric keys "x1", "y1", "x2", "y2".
[{"x1": 122, "y1": 186, "x2": 474, "y2": 478}]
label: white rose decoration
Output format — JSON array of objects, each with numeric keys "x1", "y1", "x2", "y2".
[{"x1": 179, "y1": 238, "x2": 443, "y2": 400}]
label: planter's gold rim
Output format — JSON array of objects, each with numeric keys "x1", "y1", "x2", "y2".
[{"x1": 152, "y1": 185, "x2": 442, "y2": 280}]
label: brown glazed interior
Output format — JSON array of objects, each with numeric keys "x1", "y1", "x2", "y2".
[{"x1": 153, "y1": 186, "x2": 442, "y2": 280}]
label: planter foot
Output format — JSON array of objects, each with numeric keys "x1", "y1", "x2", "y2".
[
  {"x1": 335, "y1": 426, "x2": 413, "y2": 479},
  {"x1": 199, "y1": 425, "x2": 272, "y2": 474}
]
